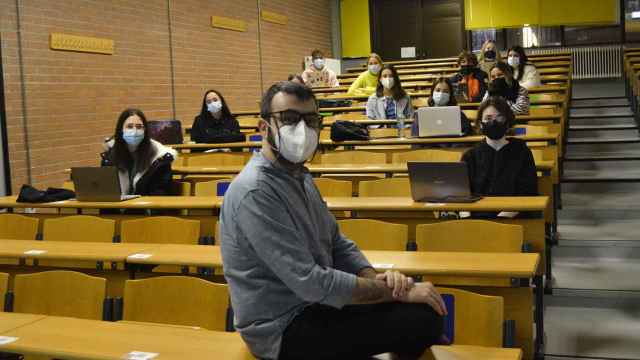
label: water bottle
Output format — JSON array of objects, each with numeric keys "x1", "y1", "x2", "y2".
[{"x1": 397, "y1": 117, "x2": 405, "y2": 138}]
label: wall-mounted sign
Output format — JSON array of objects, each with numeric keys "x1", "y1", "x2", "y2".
[
  {"x1": 49, "y1": 33, "x2": 114, "y2": 55},
  {"x1": 211, "y1": 16, "x2": 247, "y2": 32},
  {"x1": 261, "y1": 10, "x2": 287, "y2": 25}
]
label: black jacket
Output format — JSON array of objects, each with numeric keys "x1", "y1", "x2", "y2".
[
  {"x1": 100, "y1": 139, "x2": 175, "y2": 196},
  {"x1": 191, "y1": 114, "x2": 245, "y2": 144},
  {"x1": 450, "y1": 68, "x2": 489, "y2": 103},
  {"x1": 462, "y1": 138, "x2": 538, "y2": 196}
]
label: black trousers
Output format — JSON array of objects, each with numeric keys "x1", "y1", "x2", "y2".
[{"x1": 278, "y1": 302, "x2": 443, "y2": 360}]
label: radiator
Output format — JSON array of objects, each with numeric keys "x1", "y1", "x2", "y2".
[{"x1": 527, "y1": 45, "x2": 622, "y2": 79}]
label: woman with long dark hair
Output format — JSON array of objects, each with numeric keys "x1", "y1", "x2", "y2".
[
  {"x1": 365, "y1": 64, "x2": 413, "y2": 127},
  {"x1": 507, "y1": 46, "x2": 541, "y2": 89},
  {"x1": 191, "y1": 89, "x2": 244, "y2": 144},
  {"x1": 100, "y1": 108, "x2": 176, "y2": 195}
]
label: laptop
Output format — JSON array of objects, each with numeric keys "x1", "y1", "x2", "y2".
[
  {"x1": 407, "y1": 162, "x2": 481, "y2": 203},
  {"x1": 71, "y1": 167, "x2": 140, "y2": 202},
  {"x1": 147, "y1": 120, "x2": 184, "y2": 145},
  {"x1": 416, "y1": 106, "x2": 463, "y2": 137}
]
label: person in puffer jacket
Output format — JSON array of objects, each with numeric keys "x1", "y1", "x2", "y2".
[{"x1": 100, "y1": 108, "x2": 176, "y2": 196}]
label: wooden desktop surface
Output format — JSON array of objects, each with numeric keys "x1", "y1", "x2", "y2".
[
  {"x1": 0, "y1": 239, "x2": 155, "y2": 262},
  {"x1": 430, "y1": 345, "x2": 522, "y2": 360},
  {"x1": 0, "y1": 312, "x2": 46, "y2": 333},
  {"x1": 0, "y1": 195, "x2": 548, "y2": 213},
  {"x1": 0, "y1": 196, "x2": 222, "y2": 210},
  {"x1": 172, "y1": 161, "x2": 554, "y2": 175},
  {"x1": 0, "y1": 315, "x2": 255, "y2": 360}
]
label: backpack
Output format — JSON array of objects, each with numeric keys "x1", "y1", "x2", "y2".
[{"x1": 330, "y1": 121, "x2": 370, "y2": 142}]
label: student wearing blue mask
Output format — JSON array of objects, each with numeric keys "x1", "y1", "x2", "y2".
[
  {"x1": 100, "y1": 108, "x2": 176, "y2": 196},
  {"x1": 191, "y1": 89, "x2": 244, "y2": 144},
  {"x1": 411, "y1": 77, "x2": 472, "y2": 137}
]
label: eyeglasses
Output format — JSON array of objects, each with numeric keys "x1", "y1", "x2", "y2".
[
  {"x1": 481, "y1": 114, "x2": 507, "y2": 124},
  {"x1": 269, "y1": 109, "x2": 323, "y2": 129},
  {"x1": 124, "y1": 124, "x2": 145, "y2": 130}
]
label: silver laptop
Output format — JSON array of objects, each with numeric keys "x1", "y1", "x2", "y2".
[
  {"x1": 407, "y1": 162, "x2": 481, "y2": 203},
  {"x1": 416, "y1": 106, "x2": 463, "y2": 137},
  {"x1": 71, "y1": 167, "x2": 140, "y2": 202}
]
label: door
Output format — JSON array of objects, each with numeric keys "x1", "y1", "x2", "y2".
[
  {"x1": 369, "y1": 0, "x2": 466, "y2": 60},
  {"x1": 421, "y1": 0, "x2": 465, "y2": 58},
  {"x1": 369, "y1": 0, "x2": 423, "y2": 61}
]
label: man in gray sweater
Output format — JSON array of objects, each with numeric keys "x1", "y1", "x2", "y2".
[{"x1": 220, "y1": 81, "x2": 445, "y2": 360}]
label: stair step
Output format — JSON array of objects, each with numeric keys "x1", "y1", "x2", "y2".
[
  {"x1": 558, "y1": 210, "x2": 640, "y2": 242},
  {"x1": 567, "y1": 137, "x2": 640, "y2": 145},
  {"x1": 571, "y1": 103, "x2": 630, "y2": 109},
  {"x1": 565, "y1": 154, "x2": 640, "y2": 161},
  {"x1": 570, "y1": 113, "x2": 635, "y2": 119},
  {"x1": 561, "y1": 183, "x2": 640, "y2": 209},
  {"x1": 566, "y1": 141, "x2": 640, "y2": 156},
  {"x1": 569, "y1": 124, "x2": 638, "y2": 131},
  {"x1": 552, "y1": 246, "x2": 640, "y2": 291},
  {"x1": 568, "y1": 129, "x2": 638, "y2": 139},
  {"x1": 545, "y1": 295, "x2": 640, "y2": 359},
  {"x1": 569, "y1": 116, "x2": 637, "y2": 126},
  {"x1": 571, "y1": 95, "x2": 628, "y2": 101}
]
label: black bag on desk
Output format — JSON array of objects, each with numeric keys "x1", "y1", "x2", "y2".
[
  {"x1": 330, "y1": 121, "x2": 370, "y2": 141},
  {"x1": 16, "y1": 184, "x2": 75, "y2": 203},
  {"x1": 318, "y1": 99, "x2": 353, "y2": 108}
]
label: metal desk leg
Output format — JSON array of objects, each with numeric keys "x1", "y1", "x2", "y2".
[{"x1": 534, "y1": 275, "x2": 545, "y2": 360}]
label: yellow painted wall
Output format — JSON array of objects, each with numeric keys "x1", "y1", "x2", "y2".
[
  {"x1": 465, "y1": 0, "x2": 618, "y2": 30},
  {"x1": 340, "y1": 0, "x2": 371, "y2": 58}
]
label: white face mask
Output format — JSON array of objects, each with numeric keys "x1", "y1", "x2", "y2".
[
  {"x1": 272, "y1": 120, "x2": 318, "y2": 164},
  {"x1": 432, "y1": 91, "x2": 450, "y2": 106},
  {"x1": 207, "y1": 100, "x2": 222, "y2": 114},
  {"x1": 380, "y1": 77, "x2": 394, "y2": 89},
  {"x1": 368, "y1": 64, "x2": 381, "y2": 75},
  {"x1": 507, "y1": 56, "x2": 520, "y2": 68},
  {"x1": 313, "y1": 58, "x2": 325, "y2": 70}
]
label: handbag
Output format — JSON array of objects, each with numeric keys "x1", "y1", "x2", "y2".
[{"x1": 330, "y1": 121, "x2": 370, "y2": 142}]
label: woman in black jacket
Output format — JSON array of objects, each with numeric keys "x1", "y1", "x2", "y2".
[
  {"x1": 100, "y1": 108, "x2": 176, "y2": 196},
  {"x1": 462, "y1": 96, "x2": 537, "y2": 219},
  {"x1": 191, "y1": 89, "x2": 244, "y2": 144},
  {"x1": 462, "y1": 96, "x2": 537, "y2": 197}
]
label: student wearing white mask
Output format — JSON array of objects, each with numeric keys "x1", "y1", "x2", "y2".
[
  {"x1": 191, "y1": 89, "x2": 244, "y2": 145},
  {"x1": 366, "y1": 65, "x2": 413, "y2": 128},
  {"x1": 507, "y1": 46, "x2": 541, "y2": 89},
  {"x1": 220, "y1": 81, "x2": 445, "y2": 360},
  {"x1": 347, "y1": 53, "x2": 383, "y2": 95},
  {"x1": 301, "y1": 49, "x2": 339, "y2": 88},
  {"x1": 100, "y1": 108, "x2": 176, "y2": 196},
  {"x1": 411, "y1": 77, "x2": 472, "y2": 137}
]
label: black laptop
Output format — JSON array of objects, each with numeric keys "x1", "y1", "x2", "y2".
[{"x1": 407, "y1": 162, "x2": 481, "y2": 203}]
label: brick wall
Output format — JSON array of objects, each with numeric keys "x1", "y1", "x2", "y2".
[{"x1": 1, "y1": 0, "x2": 334, "y2": 192}]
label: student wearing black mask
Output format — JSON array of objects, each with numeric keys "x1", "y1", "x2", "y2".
[
  {"x1": 485, "y1": 62, "x2": 530, "y2": 115},
  {"x1": 450, "y1": 51, "x2": 488, "y2": 103},
  {"x1": 462, "y1": 96, "x2": 537, "y2": 203},
  {"x1": 478, "y1": 40, "x2": 498, "y2": 75}
]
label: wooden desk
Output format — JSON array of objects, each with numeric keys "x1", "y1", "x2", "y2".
[
  {"x1": 0, "y1": 239, "x2": 154, "y2": 263},
  {"x1": 430, "y1": 345, "x2": 522, "y2": 360},
  {"x1": 323, "y1": 196, "x2": 547, "y2": 212},
  {"x1": 0, "y1": 315, "x2": 255, "y2": 360},
  {"x1": 319, "y1": 134, "x2": 558, "y2": 148},
  {"x1": 363, "y1": 250, "x2": 538, "y2": 278},
  {"x1": 0, "y1": 312, "x2": 46, "y2": 333},
  {"x1": 0, "y1": 196, "x2": 222, "y2": 210},
  {"x1": 126, "y1": 244, "x2": 223, "y2": 268},
  {"x1": 172, "y1": 161, "x2": 554, "y2": 177},
  {"x1": 171, "y1": 133, "x2": 558, "y2": 152}
]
